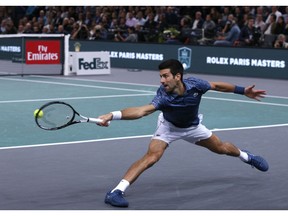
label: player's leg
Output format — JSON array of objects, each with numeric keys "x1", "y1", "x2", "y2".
[
  {"x1": 196, "y1": 133, "x2": 269, "y2": 172},
  {"x1": 104, "y1": 139, "x2": 168, "y2": 207},
  {"x1": 123, "y1": 139, "x2": 168, "y2": 184},
  {"x1": 196, "y1": 133, "x2": 240, "y2": 156}
]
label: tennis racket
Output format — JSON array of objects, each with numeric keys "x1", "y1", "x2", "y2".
[{"x1": 35, "y1": 101, "x2": 106, "y2": 130}]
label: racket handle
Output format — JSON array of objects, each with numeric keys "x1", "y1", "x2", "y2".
[{"x1": 88, "y1": 118, "x2": 111, "y2": 125}]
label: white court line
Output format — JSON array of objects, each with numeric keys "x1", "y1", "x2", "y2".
[
  {"x1": 0, "y1": 93, "x2": 154, "y2": 104},
  {"x1": 203, "y1": 96, "x2": 288, "y2": 107},
  {"x1": 0, "y1": 77, "x2": 155, "y2": 93},
  {"x1": 0, "y1": 123, "x2": 287, "y2": 151},
  {"x1": 31, "y1": 75, "x2": 160, "y2": 87}
]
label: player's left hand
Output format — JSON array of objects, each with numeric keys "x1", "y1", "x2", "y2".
[{"x1": 245, "y1": 85, "x2": 266, "y2": 101}]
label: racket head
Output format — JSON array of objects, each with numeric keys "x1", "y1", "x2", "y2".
[{"x1": 35, "y1": 101, "x2": 77, "y2": 130}]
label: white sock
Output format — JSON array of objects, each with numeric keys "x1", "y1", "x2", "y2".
[
  {"x1": 111, "y1": 179, "x2": 130, "y2": 193},
  {"x1": 239, "y1": 150, "x2": 249, "y2": 162}
]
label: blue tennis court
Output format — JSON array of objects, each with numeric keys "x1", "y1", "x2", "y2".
[
  {"x1": 0, "y1": 69, "x2": 288, "y2": 212},
  {"x1": 1, "y1": 73, "x2": 287, "y2": 149}
]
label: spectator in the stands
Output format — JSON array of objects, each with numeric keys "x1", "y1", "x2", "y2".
[
  {"x1": 125, "y1": 12, "x2": 138, "y2": 28},
  {"x1": 36, "y1": 16, "x2": 45, "y2": 32},
  {"x1": 4, "y1": 18, "x2": 17, "y2": 34},
  {"x1": 109, "y1": 18, "x2": 119, "y2": 31},
  {"x1": 274, "y1": 34, "x2": 288, "y2": 48},
  {"x1": 178, "y1": 15, "x2": 192, "y2": 44},
  {"x1": 17, "y1": 24, "x2": 24, "y2": 33},
  {"x1": 0, "y1": 18, "x2": 7, "y2": 34},
  {"x1": 94, "y1": 8, "x2": 102, "y2": 25},
  {"x1": 274, "y1": 16, "x2": 285, "y2": 34},
  {"x1": 42, "y1": 25, "x2": 49, "y2": 34},
  {"x1": 54, "y1": 9, "x2": 63, "y2": 28},
  {"x1": 76, "y1": 12, "x2": 85, "y2": 27},
  {"x1": 62, "y1": 17, "x2": 72, "y2": 34},
  {"x1": 33, "y1": 25, "x2": 41, "y2": 33},
  {"x1": 234, "y1": 6, "x2": 244, "y2": 29},
  {"x1": 67, "y1": 7, "x2": 78, "y2": 21},
  {"x1": 213, "y1": 15, "x2": 240, "y2": 46},
  {"x1": 23, "y1": 22, "x2": 33, "y2": 33},
  {"x1": 220, "y1": 13, "x2": 234, "y2": 35},
  {"x1": 165, "y1": 6, "x2": 178, "y2": 26},
  {"x1": 238, "y1": 16, "x2": 261, "y2": 47},
  {"x1": 3, "y1": 6, "x2": 288, "y2": 48},
  {"x1": 100, "y1": 14, "x2": 110, "y2": 30},
  {"x1": 264, "y1": 13, "x2": 277, "y2": 35},
  {"x1": 283, "y1": 6, "x2": 288, "y2": 21},
  {"x1": 154, "y1": 6, "x2": 165, "y2": 23},
  {"x1": 84, "y1": 10, "x2": 93, "y2": 28},
  {"x1": 37, "y1": 10, "x2": 47, "y2": 26},
  {"x1": 209, "y1": 7, "x2": 221, "y2": 26},
  {"x1": 71, "y1": 23, "x2": 90, "y2": 40},
  {"x1": 189, "y1": 11, "x2": 204, "y2": 43},
  {"x1": 156, "y1": 13, "x2": 169, "y2": 33},
  {"x1": 115, "y1": 26, "x2": 138, "y2": 42},
  {"x1": 191, "y1": 11, "x2": 204, "y2": 30},
  {"x1": 284, "y1": 16, "x2": 288, "y2": 35},
  {"x1": 143, "y1": 12, "x2": 157, "y2": 30},
  {"x1": 47, "y1": 24, "x2": 55, "y2": 34},
  {"x1": 255, "y1": 14, "x2": 266, "y2": 34},
  {"x1": 143, "y1": 12, "x2": 158, "y2": 42},
  {"x1": 135, "y1": 11, "x2": 146, "y2": 26},
  {"x1": 219, "y1": 6, "x2": 230, "y2": 31},
  {"x1": 202, "y1": 13, "x2": 216, "y2": 39},
  {"x1": 55, "y1": 24, "x2": 68, "y2": 34},
  {"x1": 265, "y1": 6, "x2": 282, "y2": 23},
  {"x1": 118, "y1": 17, "x2": 127, "y2": 32},
  {"x1": 135, "y1": 24, "x2": 146, "y2": 42},
  {"x1": 90, "y1": 24, "x2": 107, "y2": 41}
]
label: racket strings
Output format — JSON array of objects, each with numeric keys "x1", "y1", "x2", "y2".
[{"x1": 36, "y1": 104, "x2": 74, "y2": 129}]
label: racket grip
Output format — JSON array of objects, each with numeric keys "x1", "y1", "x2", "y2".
[{"x1": 88, "y1": 118, "x2": 110, "y2": 125}]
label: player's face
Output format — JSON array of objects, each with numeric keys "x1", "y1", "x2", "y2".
[{"x1": 159, "y1": 69, "x2": 181, "y2": 93}]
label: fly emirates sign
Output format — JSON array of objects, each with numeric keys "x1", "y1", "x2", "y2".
[{"x1": 26, "y1": 40, "x2": 61, "y2": 64}]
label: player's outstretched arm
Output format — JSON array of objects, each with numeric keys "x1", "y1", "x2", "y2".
[
  {"x1": 209, "y1": 82, "x2": 266, "y2": 101},
  {"x1": 97, "y1": 104, "x2": 156, "y2": 126}
]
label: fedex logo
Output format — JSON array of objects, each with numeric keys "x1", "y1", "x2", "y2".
[{"x1": 78, "y1": 58, "x2": 109, "y2": 70}]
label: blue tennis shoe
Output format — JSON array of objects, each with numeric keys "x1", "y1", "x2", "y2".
[
  {"x1": 242, "y1": 150, "x2": 269, "y2": 172},
  {"x1": 105, "y1": 189, "x2": 129, "y2": 207}
]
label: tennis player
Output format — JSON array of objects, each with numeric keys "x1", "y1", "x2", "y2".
[{"x1": 97, "y1": 59, "x2": 269, "y2": 207}]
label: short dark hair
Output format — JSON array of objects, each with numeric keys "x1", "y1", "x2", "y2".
[
  {"x1": 271, "y1": 14, "x2": 277, "y2": 21},
  {"x1": 158, "y1": 59, "x2": 184, "y2": 79}
]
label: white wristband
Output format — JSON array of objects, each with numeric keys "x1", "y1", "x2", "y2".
[{"x1": 111, "y1": 111, "x2": 122, "y2": 120}]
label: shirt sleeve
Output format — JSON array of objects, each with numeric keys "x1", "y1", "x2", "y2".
[
  {"x1": 151, "y1": 87, "x2": 165, "y2": 110},
  {"x1": 194, "y1": 78, "x2": 211, "y2": 93}
]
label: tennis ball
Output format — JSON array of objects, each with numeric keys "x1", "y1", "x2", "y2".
[{"x1": 34, "y1": 109, "x2": 44, "y2": 118}]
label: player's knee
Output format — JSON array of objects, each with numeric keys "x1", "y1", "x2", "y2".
[{"x1": 145, "y1": 153, "x2": 161, "y2": 168}]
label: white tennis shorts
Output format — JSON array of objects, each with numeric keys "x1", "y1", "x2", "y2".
[{"x1": 152, "y1": 112, "x2": 212, "y2": 145}]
